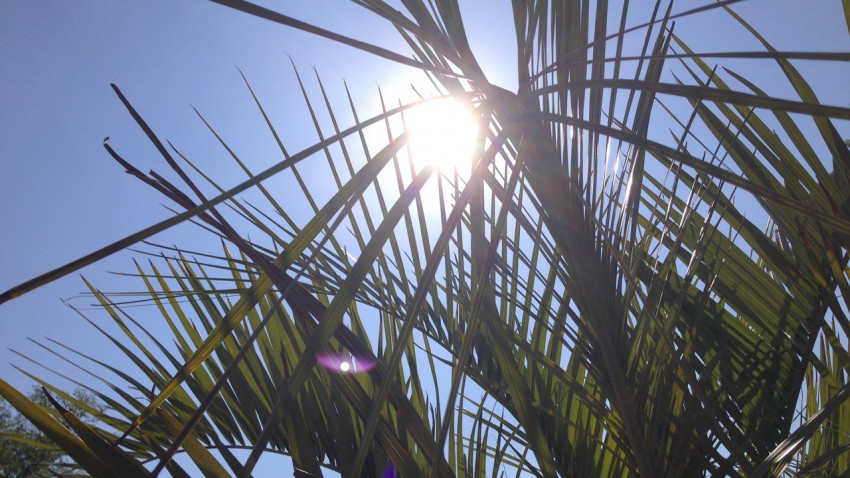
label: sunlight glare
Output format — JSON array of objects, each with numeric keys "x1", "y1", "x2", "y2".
[
  {"x1": 317, "y1": 353, "x2": 375, "y2": 374},
  {"x1": 407, "y1": 99, "x2": 480, "y2": 171}
]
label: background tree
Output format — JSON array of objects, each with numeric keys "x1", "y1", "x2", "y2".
[{"x1": 1, "y1": 388, "x2": 102, "y2": 478}]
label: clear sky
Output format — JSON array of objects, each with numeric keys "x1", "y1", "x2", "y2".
[
  {"x1": 0, "y1": 0, "x2": 523, "y2": 396},
  {"x1": 0, "y1": 0, "x2": 410, "y2": 387},
  {"x1": 1, "y1": 0, "x2": 848, "y2": 475}
]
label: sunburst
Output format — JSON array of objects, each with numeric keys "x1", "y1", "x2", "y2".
[{"x1": 406, "y1": 98, "x2": 480, "y2": 172}]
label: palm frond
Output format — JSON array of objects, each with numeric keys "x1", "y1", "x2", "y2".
[{"x1": 4, "y1": 1, "x2": 850, "y2": 477}]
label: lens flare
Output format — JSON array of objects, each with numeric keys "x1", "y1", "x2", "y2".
[
  {"x1": 316, "y1": 353, "x2": 375, "y2": 374},
  {"x1": 383, "y1": 463, "x2": 398, "y2": 478}
]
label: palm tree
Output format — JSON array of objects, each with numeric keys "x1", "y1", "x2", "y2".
[{"x1": 2, "y1": 0, "x2": 850, "y2": 476}]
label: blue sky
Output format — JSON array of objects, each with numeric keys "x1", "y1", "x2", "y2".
[
  {"x1": 0, "y1": 2, "x2": 422, "y2": 473},
  {"x1": 0, "y1": 0, "x2": 522, "y2": 397},
  {"x1": 1, "y1": 0, "x2": 849, "y2": 475},
  {"x1": 0, "y1": 0, "x2": 405, "y2": 386}
]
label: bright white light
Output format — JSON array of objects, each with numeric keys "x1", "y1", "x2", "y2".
[
  {"x1": 339, "y1": 361, "x2": 351, "y2": 372},
  {"x1": 406, "y1": 99, "x2": 480, "y2": 171}
]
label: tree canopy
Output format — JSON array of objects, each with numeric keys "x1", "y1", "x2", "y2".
[
  {"x1": 2, "y1": 1, "x2": 850, "y2": 477},
  {"x1": 1, "y1": 388, "x2": 101, "y2": 478}
]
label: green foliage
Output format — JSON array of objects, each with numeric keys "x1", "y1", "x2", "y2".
[
  {"x1": 3, "y1": 1, "x2": 850, "y2": 477},
  {"x1": 0, "y1": 388, "x2": 102, "y2": 478}
]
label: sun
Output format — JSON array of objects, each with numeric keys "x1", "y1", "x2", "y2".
[{"x1": 406, "y1": 99, "x2": 480, "y2": 172}]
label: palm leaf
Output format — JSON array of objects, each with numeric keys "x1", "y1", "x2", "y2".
[{"x1": 5, "y1": 1, "x2": 850, "y2": 477}]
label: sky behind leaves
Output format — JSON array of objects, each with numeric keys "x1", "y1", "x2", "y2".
[{"x1": 0, "y1": 1, "x2": 848, "y2": 473}]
